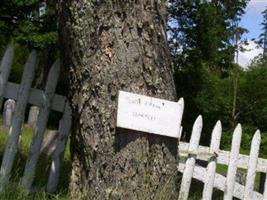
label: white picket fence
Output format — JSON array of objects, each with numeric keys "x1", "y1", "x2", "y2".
[
  {"x1": 2, "y1": 44, "x2": 267, "y2": 199},
  {"x1": 177, "y1": 114, "x2": 267, "y2": 200},
  {"x1": 0, "y1": 44, "x2": 71, "y2": 193}
]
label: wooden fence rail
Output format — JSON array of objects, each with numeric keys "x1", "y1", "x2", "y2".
[{"x1": 0, "y1": 45, "x2": 71, "y2": 193}]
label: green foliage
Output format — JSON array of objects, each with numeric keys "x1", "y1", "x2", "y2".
[
  {"x1": 257, "y1": 7, "x2": 267, "y2": 50},
  {"x1": 237, "y1": 56, "x2": 267, "y2": 130},
  {"x1": 0, "y1": 0, "x2": 61, "y2": 91},
  {"x1": 169, "y1": 0, "x2": 249, "y2": 143},
  {"x1": 175, "y1": 63, "x2": 233, "y2": 143},
  {"x1": 0, "y1": 0, "x2": 58, "y2": 49},
  {"x1": 9, "y1": 43, "x2": 31, "y2": 83},
  {"x1": 168, "y1": 0, "x2": 248, "y2": 73},
  {"x1": 260, "y1": 131, "x2": 267, "y2": 158}
]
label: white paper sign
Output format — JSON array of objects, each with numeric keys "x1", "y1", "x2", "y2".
[{"x1": 116, "y1": 91, "x2": 184, "y2": 138}]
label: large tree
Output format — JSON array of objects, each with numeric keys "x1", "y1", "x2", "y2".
[
  {"x1": 58, "y1": 1, "x2": 178, "y2": 199},
  {"x1": 168, "y1": 0, "x2": 248, "y2": 73}
]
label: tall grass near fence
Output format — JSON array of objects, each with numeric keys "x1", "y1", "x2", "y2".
[{"x1": 0, "y1": 118, "x2": 71, "y2": 200}]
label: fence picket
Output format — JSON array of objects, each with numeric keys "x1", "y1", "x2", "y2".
[
  {"x1": 0, "y1": 44, "x2": 14, "y2": 106},
  {"x1": 263, "y1": 175, "x2": 267, "y2": 199},
  {"x1": 224, "y1": 124, "x2": 242, "y2": 200},
  {"x1": 23, "y1": 60, "x2": 60, "y2": 192},
  {"x1": 178, "y1": 126, "x2": 183, "y2": 140},
  {"x1": 243, "y1": 130, "x2": 261, "y2": 199},
  {"x1": 177, "y1": 98, "x2": 184, "y2": 139},
  {"x1": 0, "y1": 51, "x2": 37, "y2": 192},
  {"x1": 178, "y1": 162, "x2": 263, "y2": 199},
  {"x1": 178, "y1": 115, "x2": 202, "y2": 200},
  {"x1": 47, "y1": 102, "x2": 71, "y2": 193},
  {"x1": 202, "y1": 120, "x2": 222, "y2": 200}
]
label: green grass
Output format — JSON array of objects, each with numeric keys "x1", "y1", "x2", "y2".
[
  {"x1": 0, "y1": 124, "x2": 71, "y2": 200},
  {"x1": 0, "y1": 181, "x2": 69, "y2": 200}
]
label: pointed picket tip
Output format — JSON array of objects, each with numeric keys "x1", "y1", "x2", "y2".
[
  {"x1": 252, "y1": 130, "x2": 261, "y2": 144},
  {"x1": 47, "y1": 59, "x2": 60, "y2": 79},
  {"x1": 0, "y1": 44, "x2": 14, "y2": 98},
  {"x1": 213, "y1": 120, "x2": 222, "y2": 134},
  {"x1": 189, "y1": 115, "x2": 202, "y2": 150},
  {"x1": 177, "y1": 97, "x2": 184, "y2": 108},
  {"x1": 6, "y1": 43, "x2": 14, "y2": 50},
  {"x1": 193, "y1": 115, "x2": 203, "y2": 129},
  {"x1": 4, "y1": 43, "x2": 14, "y2": 53},
  {"x1": 177, "y1": 98, "x2": 184, "y2": 119},
  {"x1": 210, "y1": 120, "x2": 222, "y2": 151},
  {"x1": 0, "y1": 44, "x2": 14, "y2": 70},
  {"x1": 192, "y1": 115, "x2": 203, "y2": 133},
  {"x1": 5, "y1": 43, "x2": 14, "y2": 56},
  {"x1": 178, "y1": 126, "x2": 183, "y2": 139},
  {"x1": 29, "y1": 50, "x2": 37, "y2": 58},
  {"x1": 24, "y1": 50, "x2": 38, "y2": 72},
  {"x1": 234, "y1": 123, "x2": 242, "y2": 134},
  {"x1": 177, "y1": 97, "x2": 184, "y2": 116},
  {"x1": 50, "y1": 59, "x2": 60, "y2": 72},
  {"x1": 249, "y1": 129, "x2": 261, "y2": 152},
  {"x1": 231, "y1": 123, "x2": 242, "y2": 146}
]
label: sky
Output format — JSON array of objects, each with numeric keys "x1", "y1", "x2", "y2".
[{"x1": 238, "y1": 0, "x2": 267, "y2": 67}]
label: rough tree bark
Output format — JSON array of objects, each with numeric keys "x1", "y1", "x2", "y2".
[{"x1": 58, "y1": 1, "x2": 178, "y2": 199}]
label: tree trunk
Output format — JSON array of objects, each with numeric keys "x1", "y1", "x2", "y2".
[{"x1": 58, "y1": 1, "x2": 178, "y2": 199}]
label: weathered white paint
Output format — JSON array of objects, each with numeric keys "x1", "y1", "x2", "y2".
[
  {"x1": 47, "y1": 102, "x2": 71, "y2": 193},
  {"x1": 4, "y1": 82, "x2": 66, "y2": 112},
  {"x1": 23, "y1": 60, "x2": 60, "y2": 192},
  {"x1": 244, "y1": 130, "x2": 261, "y2": 200},
  {"x1": 0, "y1": 51, "x2": 37, "y2": 191},
  {"x1": 178, "y1": 115, "x2": 202, "y2": 200},
  {"x1": 224, "y1": 124, "x2": 242, "y2": 200},
  {"x1": 178, "y1": 126, "x2": 183, "y2": 140},
  {"x1": 202, "y1": 120, "x2": 222, "y2": 200},
  {"x1": 117, "y1": 91, "x2": 184, "y2": 138},
  {"x1": 0, "y1": 44, "x2": 14, "y2": 107},
  {"x1": 27, "y1": 105, "x2": 40, "y2": 128},
  {"x1": 178, "y1": 162, "x2": 263, "y2": 200},
  {"x1": 3, "y1": 99, "x2": 16, "y2": 128}
]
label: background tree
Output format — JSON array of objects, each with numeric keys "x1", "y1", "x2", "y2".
[
  {"x1": 257, "y1": 7, "x2": 267, "y2": 56},
  {"x1": 168, "y1": 0, "x2": 248, "y2": 142},
  {"x1": 238, "y1": 56, "x2": 267, "y2": 131},
  {"x1": 58, "y1": 1, "x2": 178, "y2": 199}
]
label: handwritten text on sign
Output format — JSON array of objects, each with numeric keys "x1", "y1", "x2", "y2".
[{"x1": 116, "y1": 91, "x2": 184, "y2": 138}]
